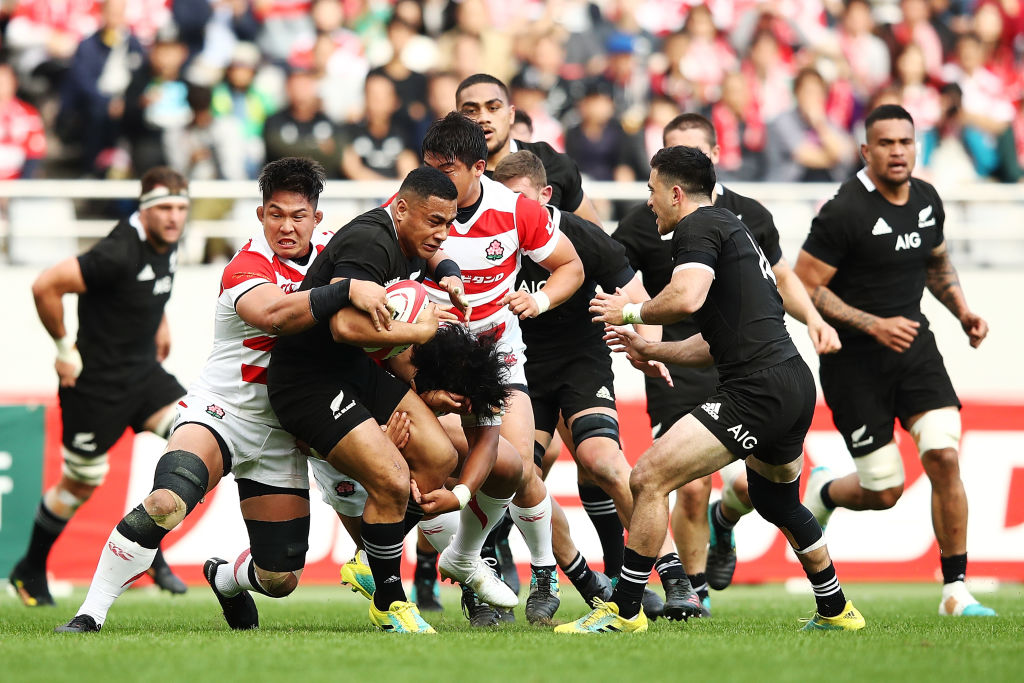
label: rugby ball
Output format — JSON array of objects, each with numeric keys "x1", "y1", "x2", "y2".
[{"x1": 363, "y1": 279, "x2": 430, "y2": 360}]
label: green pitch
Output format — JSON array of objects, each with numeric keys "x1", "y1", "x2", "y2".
[{"x1": 2, "y1": 583, "x2": 1021, "y2": 683}]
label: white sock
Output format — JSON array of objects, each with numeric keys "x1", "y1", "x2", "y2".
[
  {"x1": 450, "y1": 492, "x2": 514, "y2": 558},
  {"x1": 418, "y1": 511, "x2": 460, "y2": 553},
  {"x1": 214, "y1": 549, "x2": 251, "y2": 597},
  {"x1": 510, "y1": 493, "x2": 556, "y2": 567},
  {"x1": 226, "y1": 548, "x2": 263, "y2": 594},
  {"x1": 78, "y1": 528, "x2": 158, "y2": 626}
]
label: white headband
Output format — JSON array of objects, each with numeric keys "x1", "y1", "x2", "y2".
[{"x1": 139, "y1": 186, "x2": 190, "y2": 210}]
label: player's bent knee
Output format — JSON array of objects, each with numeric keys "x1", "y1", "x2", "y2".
[
  {"x1": 570, "y1": 413, "x2": 621, "y2": 450},
  {"x1": 62, "y1": 448, "x2": 109, "y2": 486},
  {"x1": 921, "y1": 447, "x2": 959, "y2": 473},
  {"x1": 245, "y1": 516, "x2": 310, "y2": 594},
  {"x1": 253, "y1": 565, "x2": 302, "y2": 597},
  {"x1": 152, "y1": 449, "x2": 209, "y2": 515},
  {"x1": 143, "y1": 489, "x2": 188, "y2": 530},
  {"x1": 747, "y1": 472, "x2": 823, "y2": 553},
  {"x1": 909, "y1": 409, "x2": 961, "y2": 456},
  {"x1": 868, "y1": 486, "x2": 903, "y2": 509},
  {"x1": 854, "y1": 443, "x2": 905, "y2": 492}
]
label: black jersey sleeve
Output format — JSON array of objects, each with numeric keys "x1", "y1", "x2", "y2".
[
  {"x1": 923, "y1": 182, "x2": 946, "y2": 244},
  {"x1": 518, "y1": 139, "x2": 585, "y2": 212},
  {"x1": 611, "y1": 202, "x2": 654, "y2": 273},
  {"x1": 672, "y1": 213, "x2": 724, "y2": 270},
  {"x1": 562, "y1": 213, "x2": 635, "y2": 291},
  {"x1": 328, "y1": 224, "x2": 394, "y2": 285},
  {"x1": 801, "y1": 195, "x2": 852, "y2": 268},
  {"x1": 77, "y1": 232, "x2": 135, "y2": 289}
]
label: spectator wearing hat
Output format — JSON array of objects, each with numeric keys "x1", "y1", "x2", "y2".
[{"x1": 211, "y1": 42, "x2": 277, "y2": 178}]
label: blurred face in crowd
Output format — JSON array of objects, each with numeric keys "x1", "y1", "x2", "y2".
[
  {"x1": 720, "y1": 72, "x2": 749, "y2": 117},
  {"x1": 842, "y1": 0, "x2": 874, "y2": 36},
  {"x1": 423, "y1": 153, "x2": 485, "y2": 207},
  {"x1": 900, "y1": 0, "x2": 929, "y2": 25},
  {"x1": 579, "y1": 92, "x2": 615, "y2": 127},
  {"x1": 795, "y1": 72, "x2": 827, "y2": 119},
  {"x1": 312, "y1": 0, "x2": 344, "y2": 33},
  {"x1": 151, "y1": 41, "x2": 188, "y2": 81},
  {"x1": 427, "y1": 73, "x2": 458, "y2": 118},
  {"x1": 896, "y1": 44, "x2": 927, "y2": 86},
  {"x1": 955, "y1": 35, "x2": 983, "y2": 72},
  {"x1": 684, "y1": 5, "x2": 716, "y2": 41},
  {"x1": 533, "y1": 34, "x2": 565, "y2": 75},
  {"x1": 458, "y1": 82, "x2": 514, "y2": 156},
  {"x1": 365, "y1": 74, "x2": 398, "y2": 119},
  {"x1": 0, "y1": 64, "x2": 17, "y2": 103},
  {"x1": 102, "y1": 0, "x2": 127, "y2": 32},
  {"x1": 257, "y1": 191, "x2": 321, "y2": 261},
  {"x1": 974, "y1": 4, "x2": 1004, "y2": 44},
  {"x1": 286, "y1": 71, "x2": 320, "y2": 116},
  {"x1": 862, "y1": 117, "x2": 916, "y2": 187},
  {"x1": 664, "y1": 127, "x2": 720, "y2": 165}
]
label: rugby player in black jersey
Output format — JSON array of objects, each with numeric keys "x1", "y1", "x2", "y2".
[
  {"x1": 793, "y1": 105, "x2": 995, "y2": 617},
  {"x1": 567, "y1": 145, "x2": 864, "y2": 633},
  {"x1": 10, "y1": 168, "x2": 191, "y2": 608},
  {"x1": 267, "y1": 167, "x2": 472, "y2": 633},
  {"x1": 611, "y1": 114, "x2": 839, "y2": 613}
]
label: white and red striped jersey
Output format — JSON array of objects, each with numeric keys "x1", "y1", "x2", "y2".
[
  {"x1": 424, "y1": 175, "x2": 561, "y2": 338},
  {"x1": 188, "y1": 228, "x2": 332, "y2": 426}
]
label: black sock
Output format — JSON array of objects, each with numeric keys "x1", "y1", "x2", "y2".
[
  {"x1": 403, "y1": 499, "x2": 424, "y2": 535},
  {"x1": 712, "y1": 500, "x2": 737, "y2": 531},
  {"x1": 361, "y1": 520, "x2": 407, "y2": 610},
  {"x1": 562, "y1": 552, "x2": 595, "y2": 595},
  {"x1": 415, "y1": 547, "x2": 438, "y2": 582},
  {"x1": 940, "y1": 553, "x2": 967, "y2": 584},
  {"x1": 820, "y1": 482, "x2": 837, "y2": 510},
  {"x1": 579, "y1": 483, "x2": 624, "y2": 578},
  {"x1": 610, "y1": 548, "x2": 655, "y2": 619},
  {"x1": 24, "y1": 501, "x2": 69, "y2": 568},
  {"x1": 688, "y1": 572, "x2": 708, "y2": 602},
  {"x1": 806, "y1": 562, "x2": 846, "y2": 617},
  {"x1": 654, "y1": 552, "x2": 686, "y2": 582},
  {"x1": 150, "y1": 547, "x2": 170, "y2": 572}
]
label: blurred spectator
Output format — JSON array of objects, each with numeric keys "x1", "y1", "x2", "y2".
[
  {"x1": 641, "y1": 94, "x2": 681, "y2": 164},
  {"x1": 176, "y1": 0, "x2": 260, "y2": 69},
  {"x1": 254, "y1": 0, "x2": 315, "y2": 63},
  {"x1": 3, "y1": 0, "x2": 99, "y2": 99},
  {"x1": 57, "y1": 0, "x2": 146, "y2": 175},
  {"x1": 564, "y1": 79, "x2": 634, "y2": 182},
  {"x1": 367, "y1": 15, "x2": 433, "y2": 124},
  {"x1": 649, "y1": 30, "x2": 694, "y2": 111},
  {"x1": 511, "y1": 29, "x2": 578, "y2": 122},
  {"x1": 165, "y1": 83, "x2": 245, "y2": 181},
  {"x1": 765, "y1": 67, "x2": 855, "y2": 182},
  {"x1": 511, "y1": 108, "x2": 533, "y2": 141},
  {"x1": 711, "y1": 70, "x2": 766, "y2": 181},
  {"x1": 879, "y1": 0, "x2": 945, "y2": 81},
  {"x1": 556, "y1": 0, "x2": 613, "y2": 79},
  {"x1": 891, "y1": 43, "x2": 942, "y2": 134},
  {"x1": 972, "y1": 1, "x2": 1022, "y2": 95},
  {"x1": 124, "y1": 28, "x2": 191, "y2": 172},
  {"x1": 341, "y1": 72, "x2": 419, "y2": 180},
  {"x1": 122, "y1": 0, "x2": 171, "y2": 48},
  {"x1": 436, "y1": 0, "x2": 514, "y2": 83},
  {"x1": 677, "y1": 4, "x2": 737, "y2": 108},
  {"x1": 600, "y1": 30, "x2": 650, "y2": 131},
  {"x1": 291, "y1": 0, "x2": 368, "y2": 124},
  {"x1": 835, "y1": 0, "x2": 890, "y2": 105},
  {"x1": 411, "y1": 69, "x2": 458, "y2": 146},
  {"x1": 211, "y1": 42, "x2": 277, "y2": 178},
  {"x1": 919, "y1": 82, "x2": 984, "y2": 185},
  {"x1": 510, "y1": 71, "x2": 565, "y2": 151},
  {"x1": 0, "y1": 62, "x2": 47, "y2": 179},
  {"x1": 741, "y1": 29, "x2": 795, "y2": 124},
  {"x1": 263, "y1": 67, "x2": 343, "y2": 176}
]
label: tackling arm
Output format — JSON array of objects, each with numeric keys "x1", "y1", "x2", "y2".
[{"x1": 590, "y1": 267, "x2": 712, "y2": 326}]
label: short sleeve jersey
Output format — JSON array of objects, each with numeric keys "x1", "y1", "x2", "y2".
[
  {"x1": 802, "y1": 169, "x2": 945, "y2": 351},
  {"x1": 188, "y1": 228, "x2": 332, "y2": 425},
  {"x1": 272, "y1": 207, "x2": 424, "y2": 375},
  {"x1": 424, "y1": 175, "x2": 561, "y2": 336},
  {"x1": 75, "y1": 213, "x2": 177, "y2": 384},
  {"x1": 484, "y1": 139, "x2": 585, "y2": 213},
  {"x1": 517, "y1": 208, "x2": 634, "y2": 356},
  {"x1": 672, "y1": 206, "x2": 796, "y2": 381}
]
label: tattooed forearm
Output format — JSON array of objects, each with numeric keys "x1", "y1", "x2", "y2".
[
  {"x1": 810, "y1": 285, "x2": 877, "y2": 334},
  {"x1": 926, "y1": 252, "x2": 967, "y2": 318}
]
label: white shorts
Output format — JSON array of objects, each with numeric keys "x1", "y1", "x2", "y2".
[
  {"x1": 309, "y1": 457, "x2": 367, "y2": 517},
  {"x1": 174, "y1": 395, "x2": 308, "y2": 490}
]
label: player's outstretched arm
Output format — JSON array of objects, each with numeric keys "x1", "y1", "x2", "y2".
[
  {"x1": 504, "y1": 235, "x2": 585, "y2": 319},
  {"x1": 925, "y1": 241, "x2": 988, "y2": 348},
  {"x1": 417, "y1": 425, "x2": 501, "y2": 515},
  {"x1": 32, "y1": 257, "x2": 87, "y2": 387},
  {"x1": 605, "y1": 324, "x2": 712, "y2": 368},
  {"x1": 794, "y1": 249, "x2": 920, "y2": 353},
  {"x1": 237, "y1": 277, "x2": 393, "y2": 335},
  {"x1": 772, "y1": 257, "x2": 840, "y2": 354},
  {"x1": 590, "y1": 267, "x2": 711, "y2": 326},
  {"x1": 330, "y1": 301, "x2": 457, "y2": 347}
]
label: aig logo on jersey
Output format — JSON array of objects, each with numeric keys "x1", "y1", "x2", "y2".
[{"x1": 895, "y1": 232, "x2": 921, "y2": 251}]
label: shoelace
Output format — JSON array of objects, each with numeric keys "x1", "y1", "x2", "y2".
[{"x1": 579, "y1": 599, "x2": 614, "y2": 628}]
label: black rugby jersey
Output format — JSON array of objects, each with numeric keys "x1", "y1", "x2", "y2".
[
  {"x1": 271, "y1": 207, "x2": 424, "y2": 374},
  {"x1": 672, "y1": 206, "x2": 796, "y2": 382},
  {"x1": 484, "y1": 139, "x2": 585, "y2": 213},
  {"x1": 517, "y1": 208, "x2": 634, "y2": 357},
  {"x1": 75, "y1": 214, "x2": 177, "y2": 384},
  {"x1": 802, "y1": 169, "x2": 945, "y2": 352}
]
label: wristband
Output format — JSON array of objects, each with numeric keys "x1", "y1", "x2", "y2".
[
  {"x1": 532, "y1": 290, "x2": 551, "y2": 314},
  {"x1": 622, "y1": 302, "x2": 645, "y2": 325},
  {"x1": 55, "y1": 337, "x2": 83, "y2": 375},
  {"x1": 432, "y1": 258, "x2": 462, "y2": 281},
  {"x1": 451, "y1": 484, "x2": 472, "y2": 510},
  {"x1": 308, "y1": 279, "x2": 351, "y2": 321}
]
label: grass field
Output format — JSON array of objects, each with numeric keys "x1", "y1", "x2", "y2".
[{"x1": 2, "y1": 582, "x2": 1022, "y2": 683}]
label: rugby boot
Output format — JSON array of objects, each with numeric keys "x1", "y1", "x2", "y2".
[
  {"x1": 147, "y1": 566, "x2": 187, "y2": 595},
  {"x1": 54, "y1": 614, "x2": 101, "y2": 633},
  {"x1": 204, "y1": 557, "x2": 259, "y2": 630},
  {"x1": 525, "y1": 566, "x2": 560, "y2": 624},
  {"x1": 939, "y1": 581, "x2": 997, "y2": 617},
  {"x1": 411, "y1": 575, "x2": 443, "y2": 612},
  {"x1": 340, "y1": 550, "x2": 375, "y2": 601},
  {"x1": 706, "y1": 501, "x2": 738, "y2": 591},
  {"x1": 495, "y1": 537, "x2": 520, "y2": 595},
  {"x1": 439, "y1": 547, "x2": 518, "y2": 608},
  {"x1": 577, "y1": 570, "x2": 614, "y2": 608},
  {"x1": 803, "y1": 466, "x2": 837, "y2": 530},
  {"x1": 641, "y1": 587, "x2": 665, "y2": 620},
  {"x1": 662, "y1": 576, "x2": 704, "y2": 621},
  {"x1": 801, "y1": 601, "x2": 866, "y2": 631},
  {"x1": 700, "y1": 595, "x2": 712, "y2": 618},
  {"x1": 369, "y1": 600, "x2": 436, "y2": 633},
  {"x1": 461, "y1": 585, "x2": 501, "y2": 627},
  {"x1": 554, "y1": 600, "x2": 648, "y2": 634},
  {"x1": 8, "y1": 558, "x2": 55, "y2": 607}
]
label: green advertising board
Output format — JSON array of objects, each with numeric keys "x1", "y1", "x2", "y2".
[{"x1": 0, "y1": 405, "x2": 45, "y2": 577}]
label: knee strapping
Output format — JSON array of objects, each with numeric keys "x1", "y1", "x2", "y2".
[
  {"x1": 116, "y1": 503, "x2": 169, "y2": 549},
  {"x1": 854, "y1": 443, "x2": 905, "y2": 491},
  {"x1": 245, "y1": 517, "x2": 310, "y2": 573},
  {"x1": 909, "y1": 409, "x2": 961, "y2": 455},
  {"x1": 719, "y1": 460, "x2": 753, "y2": 514},
  {"x1": 533, "y1": 441, "x2": 546, "y2": 470},
  {"x1": 746, "y1": 470, "x2": 822, "y2": 553},
  {"x1": 152, "y1": 450, "x2": 209, "y2": 514},
  {"x1": 252, "y1": 563, "x2": 302, "y2": 598},
  {"x1": 62, "y1": 448, "x2": 109, "y2": 486},
  {"x1": 571, "y1": 413, "x2": 621, "y2": 450}
]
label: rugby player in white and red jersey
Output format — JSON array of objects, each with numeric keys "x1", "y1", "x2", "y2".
[
  {"x1": 420, "y1": 112, "x2": 585, "y2": 624},
  {"x1": 56, "y1": 158, "x2": 393, "y2": 633}
]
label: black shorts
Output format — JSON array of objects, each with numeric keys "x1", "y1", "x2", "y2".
[
  {"x1": 645, "y1": 365, "x2": 718, "y2": 438},
  {"x1": 690, "y1": 355, "x2": 815, "y2": 466},
  {"x1": 268, "y1": 356, "x2": 410, "y2": 458},
  {"x1": 526, "y1": 343, "x2": 617, "y2": 435},
  {"x1": 819, "y1": 328, "x2": 960, "y2": 457},
  {"x1": 59, "y1": 364, "x2": 185, "y2": 456}
]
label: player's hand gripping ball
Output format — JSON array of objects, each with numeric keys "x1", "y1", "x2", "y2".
[{"x1": 363, "y1": 279, "x2": 430, "y2": 360}]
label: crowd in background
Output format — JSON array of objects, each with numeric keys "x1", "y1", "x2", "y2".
[{"x1": 0, "y1": 0, "x2": 1022, "y2": 192}]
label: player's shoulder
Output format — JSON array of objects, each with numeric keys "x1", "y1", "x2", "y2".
[
  {"x1": 909, "y1": 176, "x2": 942, "y2": 204},
  {"x1": 718, "y1": 185, "x2": 771, "y2": 221},
  {"x1": 480, "y1": 175, "x2": 521, "y2": 211},
  {"x1": 514, "y1": 139, "x2": 562, "y2": 164},
  {"x1": 221, "y1": 237, "x2": 275, "y2": 285},
  {"x1": 334, "y1": 207, "x2": 395, "y2": 243}
]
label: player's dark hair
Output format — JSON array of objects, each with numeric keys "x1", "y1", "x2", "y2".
[
  {"x1": 258, "y1": 157, "x2": 327, "y2": 209},
  {"x1": 864, "y1": 104, "x2": 914, "y2": 133},
  {"x1": 663, "y1": 112, "x2": 717, "y2": 147},
  {"x1": 398, "y1": 166, "x2": 458, "y2": 202},
  {"x1": 140, "y1": 166, "x2": 188, "y2": 196},
  {"x1": 493, "y1": 150, "x2": 547, "y2": 188},
  {"x1": 513, "y1": 108, "x2": 533, "y2": 134},
  {"x1": 650, "y1": 145, "x2": 716, "y2": 201},
  {"x1": 456, "y1": 73, "x2": 510, "y2": 104},
  {"x1": 412, "y1": 326, "x2": 511, "y2": 420},
  {"x1": 421, "y1": 111, "x2": 488, "y2": 169}
]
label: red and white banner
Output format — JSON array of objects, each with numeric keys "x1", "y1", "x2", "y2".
[{"x1": 21, "y1": 398, "x2": 1024, "y2": 585}]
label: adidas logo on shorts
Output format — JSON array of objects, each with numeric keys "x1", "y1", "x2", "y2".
[
  {"x1": 701, "y1": 402, "x2": 721, "y2": 420},
  {"x1": 596, "y1": 386, "x2": 613, "y2": 401}
]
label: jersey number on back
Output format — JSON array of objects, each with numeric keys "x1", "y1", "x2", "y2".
[{"x1": 745, "y1": 233, "x2": 777, "y2": 285}]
